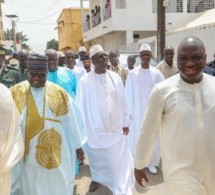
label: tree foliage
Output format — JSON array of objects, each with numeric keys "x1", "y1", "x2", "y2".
[
  {"x1": 4, "y1": 29, "x2": 31, "y2": 51},
  {"x1": 46, "y1": 39, "x2": 59, "y2": 51}
]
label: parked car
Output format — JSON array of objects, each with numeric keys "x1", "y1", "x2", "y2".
[{"x1": 119, "y1": 52, "x2": 158, "y2": 67}]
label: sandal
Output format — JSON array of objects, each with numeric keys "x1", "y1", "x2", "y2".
[{"x1": 89, "y1": 181, "x2": 99, "y2": 192}]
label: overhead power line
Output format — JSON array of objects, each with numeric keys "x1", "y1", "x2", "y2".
[
  {"x1": 16, "y1": 9, "x2": 62, "y2": 23},
  {"x1": 29, "y1": 29, "x2": 56, "y2": 39},
  {"x1": 17, "y1": 22, "x2": 56, "y2": 25}
]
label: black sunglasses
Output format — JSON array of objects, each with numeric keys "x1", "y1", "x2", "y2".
[
  {"x1": 28, "y1": 72, "x2": 47, "y2": 78},
  {"x1": 67, "y1": 56, "x2": 75, "y2": 59}
]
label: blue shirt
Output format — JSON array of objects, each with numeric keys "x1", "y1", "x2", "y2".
[{"x1": 47, "y1": 67, "x2": 77, "y2": 99}]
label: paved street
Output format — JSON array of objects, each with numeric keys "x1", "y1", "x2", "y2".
[{"x1": 74, "y1": 157, "x2": 164, "y2": 195}]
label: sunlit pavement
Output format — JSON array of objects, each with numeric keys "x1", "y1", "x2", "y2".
[{"x1": 74, "y1": 157, "x2": 164, "y2": 195}]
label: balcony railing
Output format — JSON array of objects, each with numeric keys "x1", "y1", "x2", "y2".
[
  {"x1": 188, "y1": 0, "x2": 214, "y2": 13},
  {"x1": 153, "y1": 0, "x2": 215, "y2": 13}
]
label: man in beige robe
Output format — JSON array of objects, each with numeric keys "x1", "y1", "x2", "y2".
[
  {"x1": 135, "y1": 37, "x2": 215, "y2": 194},
  {"x1": 156, "y1": 46, "x2": 178, "y2": 79},
  {"x1": 0, "y1": 83, "x2": 24, "y2": 195}
]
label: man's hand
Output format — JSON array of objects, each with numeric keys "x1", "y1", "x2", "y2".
[
  {"x1": 76, "y1": 148, "x2": 85, "y2": 165},
  {"x1": 135, "y1": 168, "x2": 149, "y2": 187},
  {"x1": 123, "y1": 127, "x2": 129, "y2": 135}
]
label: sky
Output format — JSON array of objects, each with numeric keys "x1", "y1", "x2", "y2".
[{"x1": 2, "y1": 0, "x2": 89, "y2": 54}]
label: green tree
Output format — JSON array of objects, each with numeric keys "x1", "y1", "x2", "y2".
[
  {"x1": 46, "y1": 39, "x2": 59, "y2": 50},
  {"x1": 4, "y1": 29, "x2": 31, "y2": 51}
]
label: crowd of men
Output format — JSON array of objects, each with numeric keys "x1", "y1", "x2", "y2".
[{"x1": 0, "y1": 36, "x2": 215, "y2": 195}]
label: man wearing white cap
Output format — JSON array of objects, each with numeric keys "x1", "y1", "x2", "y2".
[
  {"x1": 76, "y1": 44, "x2": 134, "y2": 194},
  {"x1": 57, "y1": 51, "x2": 66, "y2": 67},
  {"x1": 75, "y1": 46, "x2": 87, "y2": 68},
  {"x1": 125, "y1": 43, "x2": 164, "y2": 174},
  {"x1": 8, "y1": 59, "x2": 19, "y2": 71}
]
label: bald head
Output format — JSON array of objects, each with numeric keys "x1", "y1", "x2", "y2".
[
  {"x1": 177, "y1": 37, "x2": 206, "y2": 56},
  {"x1": 18, "y1": 49, "x2": 29, "y2": 69},
  {"x1": 18, "y1": 49, "x2": 29, "y2": 56},
  {"x1": 177, "y1": 36, "x2": 206, "y2": 84},
  {"x1": 65, "y1": 50, "x2": 74, "y2": 55},
  {"x1": 109, "y1": 50, "x2": 119, "y2": 66},
  {"x1": 65, "y1": 50, "x2": 75, "y2": 67},
  {"x1": 127, "y1": 55, "x2": 136, "y2": 69},
  {"x1": 163, "y1": 46, "x2": 174, "y2": 53},
  {"x1": 45, "y1": 49, "x2": 58, "y2": 72},
  {"x1": 45, "y1": 49, "x2": 58, "y2": 58},
  {"x1": 163, "y1": 46, "x2": 175, "y2": 66}
]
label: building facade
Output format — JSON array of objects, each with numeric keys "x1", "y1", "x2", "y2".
[
  {"x1": 80, "y1": 0, "x2": 215, "y2": 54},
  {"x1": 57, "y1": 8, "x2": 89, "y2": 53}
]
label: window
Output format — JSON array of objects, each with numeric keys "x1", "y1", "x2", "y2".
[
  {"x1": 187, "y1": 0, "x2": 214, "y2": 13},
  {"x1": 116, "y1": 0, "x2": 126, "y2": 9},
  {"x1": 152, "y1": 0, "x2": 183, "y2": 13},
  {"x1": 133, "y1": 34, "x2": 140, "y2": 39}
]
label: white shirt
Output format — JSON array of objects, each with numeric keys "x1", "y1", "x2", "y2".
[
  {"x1": 71, "y1": 66, "x2": 86, "y2": 83},
  {"x1": 76, "y1": 70, "x2": 130, "y2": 148},
  {"x1": 76, "y1": 70, "x2": 134, "y2": 194},
  {"x1": 135, "y1": 74, "x2": 215, "y2": 195},
  {"x1": 75, "y1": 59, "x2": 84, "y2": 68},
  {"x1": 95, "y1": 73, "x2": 121, "y2": 134},
  {"x1": 125, "y1": 65, "x2": 164, "y2": 157}
]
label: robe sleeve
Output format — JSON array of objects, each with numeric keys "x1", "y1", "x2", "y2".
[
  {"x1": 65, "y1": 96, "x2": 87, "y2": 149},
  {"x1": 75, "y1": 77, "x2": 85, "y2": 119},
  {"x1": 118, "y1": 76, "x2": 130, "y2": 127},
  {"x1": 69, "y1": 70, "x2": 78, "y2": 98},
  {"x1": 134, "y1": 86, "x2": 164, "y2": 169},
  {"x1": 57, "y1": 82, "x2": 86, "y2": 150},
  {"x1": 71, "y1": 99, "x2": 87, "y2": 146},
  {"x1": 0, "y1": 85, "x2": 24, "y2": 173},
  {"x1": 158, "y1": 70, "x2": 165, "y2": 82},
  {"x1": 125, "y1": 74, "x2": 134, "y2": 119}
]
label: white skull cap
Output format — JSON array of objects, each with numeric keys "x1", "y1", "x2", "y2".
[
  {"x1": 90, "y1": 44, "x2": 104, "y2": 58},
  {"x1": 79, "y1": 46, "x2": 86, "y2": 52},
  {"x1": 140, "y1": 43, "x2": 151, "y2": 52},
  {"x1": 57, "y1": 51, "x2": 65, "y2": 57}
]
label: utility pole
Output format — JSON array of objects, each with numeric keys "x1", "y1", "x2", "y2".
[
  {"x1": 12, "y1": 20, "x2": 16, "y2": 51},
  {"x1": 157, "y1": 0, "x2": 166, "y2": 61},
  {"x1": 5, "y1": 14, "x2": 18, "y2": 51}
]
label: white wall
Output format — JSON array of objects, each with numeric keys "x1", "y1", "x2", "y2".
[
  {"x1": 83, "y1": 0, "x2": 199, "y2": 42},
  {"x1": 166, "y1": 27, "x2": 215, "y2": 62}
]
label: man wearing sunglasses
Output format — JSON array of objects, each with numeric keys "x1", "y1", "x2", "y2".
[
  {"x1": 45, "y1": 49, "x2": 77, "y2": 100},
  {"x1": 76, "y1": 45, "x2": 134, "y2": 194},
  {"x1": 65, "y1": 50, "x2": 86, "y2": 83},
  {"x1": 10, "y1": 54, "x2": 86, "y2": 195}
]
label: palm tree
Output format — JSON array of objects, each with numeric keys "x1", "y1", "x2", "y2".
[{"x1": 4, "y1": 29, "x2": 31, "y2": 51}]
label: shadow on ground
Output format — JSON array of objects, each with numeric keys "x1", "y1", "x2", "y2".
[{"x1": 74, "y1": 157, "x2": 164, "y2": 195}]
